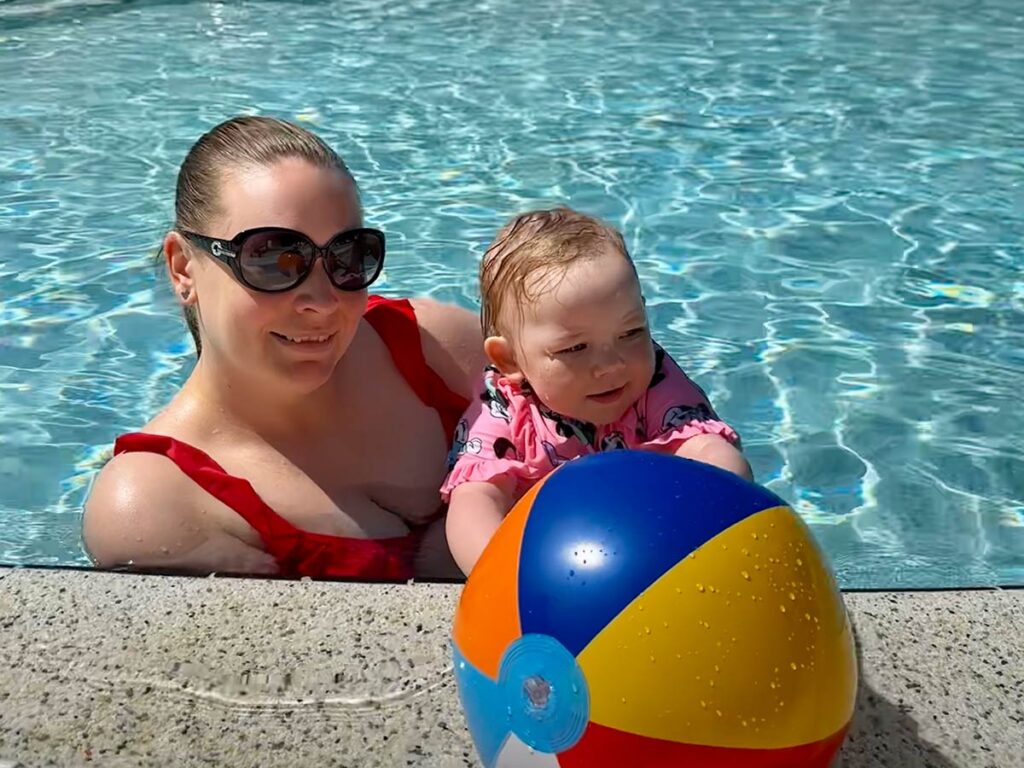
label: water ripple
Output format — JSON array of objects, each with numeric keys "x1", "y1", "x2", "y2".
[{"x1": 1, "y1": 0, "x2": 1022, "y2": 587}]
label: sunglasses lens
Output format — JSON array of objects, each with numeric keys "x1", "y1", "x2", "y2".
[
  {"x1": 239, "y1": 230, "x2": 315, "y2": 290},
  {"x1": 327, "y1": 230, "x2": 384, "y2": 291}
]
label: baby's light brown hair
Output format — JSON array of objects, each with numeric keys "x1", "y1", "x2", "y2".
[{"x1": 480, "y1": 207, "x2": 635, "y2": 337}]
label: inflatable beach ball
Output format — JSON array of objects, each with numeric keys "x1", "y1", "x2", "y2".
[{"x1": 451, "y1": 451, "x2": 857, "y2": 767}]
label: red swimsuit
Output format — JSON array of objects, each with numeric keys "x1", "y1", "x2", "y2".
[{"x1": 113, "y1": 296, "x2": 469, "y2": 581}]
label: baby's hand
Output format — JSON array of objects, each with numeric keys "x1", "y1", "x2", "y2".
[{"x1": 674, "y1": 433, "x2": 753, "y2": 481}]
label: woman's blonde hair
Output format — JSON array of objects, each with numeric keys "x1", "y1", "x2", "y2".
[{"x1": 479, "y1": 207, "x2": 634, "y2": 337}]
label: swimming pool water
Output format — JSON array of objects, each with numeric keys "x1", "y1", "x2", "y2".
[{"x1": 1, "y1": 0, "x2": 1021, "y2": 587}]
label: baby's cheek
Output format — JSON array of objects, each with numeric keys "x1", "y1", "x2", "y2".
[
  {"x1": 539, "y1": 362, "x2": 582, "y2": 395},
  {"x1": 642, "y1": 354, "x2": 657, "y2": 382},
  {"x1": 628, "y1": 346, "x2": 656, "y2": 381}
]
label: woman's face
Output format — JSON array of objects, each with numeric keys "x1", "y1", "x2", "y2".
[{"x1": 177, "y1": 158, "x2": 368, "y2": 392}]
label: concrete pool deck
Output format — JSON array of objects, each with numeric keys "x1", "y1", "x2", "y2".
[{"x1": 0, "y1": 567, "x2": 1020, "y2": 767}]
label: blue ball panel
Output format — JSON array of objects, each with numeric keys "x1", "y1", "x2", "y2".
[
  {"x1": 452, "y1": 642, "x2": 511, "y2": 767},
  {"x1": 517, "y1": 451, "x2": 784, "y2": 656}
]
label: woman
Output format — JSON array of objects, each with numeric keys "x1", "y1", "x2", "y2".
[{"x1": 83, "y1": 116, "x2": 484, "y2": 580}]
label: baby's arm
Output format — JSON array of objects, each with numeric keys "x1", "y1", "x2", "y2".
[
  {"x1": 446, "y1": 481, "x2": 515, "y2": 576},
  {"x1": 641, "y1": 345, "x2": 753, "y2": 481},
  {"x1": 440, "y1": 370, "x2": 537, "y2": 576},
  {"x1": 675, "y1": 433, "x2": 753, "y2": 481}
]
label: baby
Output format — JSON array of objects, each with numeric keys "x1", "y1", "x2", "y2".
[{"x1": 442, "y1": 207, "x2": 752, "y2": 575}]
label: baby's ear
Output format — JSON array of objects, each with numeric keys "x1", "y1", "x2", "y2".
[{"x1": 483, "y1": 336, "x2": 524, "y2": 381}]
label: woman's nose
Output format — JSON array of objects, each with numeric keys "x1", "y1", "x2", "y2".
[{"x1": 294, "y1": 257, "x2": 341, "y2": 312}]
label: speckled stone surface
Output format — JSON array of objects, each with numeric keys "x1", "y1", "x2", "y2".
[{"x1": 0, "y1": 568, "x2": 1020, "y2": 767}]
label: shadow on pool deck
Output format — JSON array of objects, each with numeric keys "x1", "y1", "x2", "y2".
[
  {"x1": 845, "y1": 682, "x2": 966, "y2": 767},
  {"x1": 841, "y1": 616, "x2": 965, "y2": 768}
]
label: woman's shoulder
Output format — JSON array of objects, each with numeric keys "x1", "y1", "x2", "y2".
[
  {"x1": 82, "y1": 440, "x2": 209, "y2": 566},
  {"x1": 407, "y1": 297, "x2": 486, "y2": 401},
  {"x1": 89, "y1": 437, "x2": 196, "y2": 500},
  {"x1": 83, "y1": 428, "x2": 276, "y2": 574},
  {"x1": 83, "y1": 397, "x2": 228, "y2": 556}
]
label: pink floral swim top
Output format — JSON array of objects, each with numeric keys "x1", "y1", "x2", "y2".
[{"x1": 440, "y1": 344, "x2": 740, "y2": 503}]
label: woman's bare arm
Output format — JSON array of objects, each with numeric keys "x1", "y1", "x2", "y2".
[{"x1": 83, "y1": 452, "x2": 278, "y2": 575}]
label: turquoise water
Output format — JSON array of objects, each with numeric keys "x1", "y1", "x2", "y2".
[{"x1": 0, "y1": 0, "x2": 1021, "y2": 587}]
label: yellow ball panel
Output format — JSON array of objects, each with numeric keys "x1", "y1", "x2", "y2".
[{"x1": 577, "y1": 505, "x2": 856, "y2": 749}]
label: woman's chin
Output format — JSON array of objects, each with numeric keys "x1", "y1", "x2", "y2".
[
  {"x1": 265, "y1": 346, "x2": 342, "y2": 391},
  {"x1": 280, "y1": 357, "x2": 342, "y2": 391}
]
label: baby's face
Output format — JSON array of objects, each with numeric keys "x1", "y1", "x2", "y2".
[{"x1": 512, "y1": 246, "x2": 655, "y2": 425}]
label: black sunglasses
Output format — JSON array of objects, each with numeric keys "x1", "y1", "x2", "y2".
[{"x1": 181, "y1": 226, "x2": 385, "y2": 293}]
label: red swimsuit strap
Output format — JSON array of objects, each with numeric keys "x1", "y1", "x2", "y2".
[
  {"x1": 114, "y1": 431, "x2": 286, "y2": 537},
  {"x1": 112, "y1": 432, "x2": 416, "y2": 580},
  {"x1": 364, "y1": 295, "x2": 469, "y2": 445}
]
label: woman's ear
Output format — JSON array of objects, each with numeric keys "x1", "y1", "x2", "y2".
[
  {"x1": 164, "y1": 231, "x2": 197, "y2": 306},
  {"x1": 483, "y1": 335, "x2": 525, "y2": 383}
]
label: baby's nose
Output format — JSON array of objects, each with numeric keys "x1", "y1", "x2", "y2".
[{"x1": 593, "y1": 347, "x2": 626, "y2": 376}]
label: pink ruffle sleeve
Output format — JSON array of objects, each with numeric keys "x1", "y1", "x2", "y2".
[
  {"x1": 640, "y1": 349, "x2": 741, "y2": 453},
  {"x1": 439, "y1": 371, "x2": 548, "y2": 503}
]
